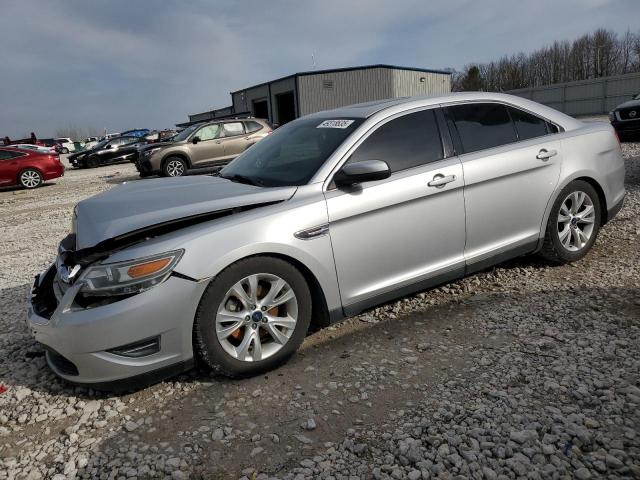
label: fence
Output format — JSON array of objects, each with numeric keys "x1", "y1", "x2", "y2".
[{"x1": 507, "y1": 72, "x2": 640, "y2": 116}]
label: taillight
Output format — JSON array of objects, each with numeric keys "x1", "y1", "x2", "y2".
[{"x1": 614, "y1": 131, "x2": 621, "y2": 148}]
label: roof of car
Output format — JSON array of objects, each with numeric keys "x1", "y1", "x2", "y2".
[{"x1": 309, "y1": 92, "x2": 581, "y2": 129}]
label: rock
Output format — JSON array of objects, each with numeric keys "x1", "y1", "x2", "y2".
[
  {"x1": 250, "y1": 447, "x2": 264, "y2": 457},
  {"x1": 510, "y1": 429, "x2": 538, "y2": 444},
  {"x1": 124, "y1": 421, "x2": 138, "y2": 432},
  {"x1": 301, "y1": 418, "x2": 317, "y2": 431},
  {"x1": 294, "y1": 434, "x2": 313, "y2": 444},
  {"x1": 575, "y1": 468, "x2": 592, "y2": 480}
]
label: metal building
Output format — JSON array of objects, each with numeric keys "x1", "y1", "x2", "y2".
[
  {"x1": 232, "y1": 64, "x2": 451, "y2": 125},
  {"x1": 178, "y1": 64, "x2": 451, "y2": 127}
]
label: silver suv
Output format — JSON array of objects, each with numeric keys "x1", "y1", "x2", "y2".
[
  {"x1": 136, "y1": 118, "x2": 272, "y2": 177},
  {"x1": 28, "y1": 93, "x2": 625, "y2": 390}
]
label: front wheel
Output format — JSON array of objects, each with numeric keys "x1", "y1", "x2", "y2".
[
  {"x1": 540, "y1": 180, "x2": 601, "y2": 264},
  {"x1": 162, "y1": 157, "x2": 187, "y2": 177},
  {"x1": 61, "y1": 147, "x2": 69, "y2": 154},
  {"x1": 194, "y1": 257, "x2": 312, "y2": 378},
  {"x1": 85, "y1": 156, "x2": 99, "y2": 168}
]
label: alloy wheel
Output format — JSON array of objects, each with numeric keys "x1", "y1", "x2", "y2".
[
  {"x1": 20, "y1": 170, "x2": 41, "y2": 188},
  {"x1": 215, "y1": 273, "x2": 298, "y2": 362},
  {"x1": 166, "y1": 160, "x2": 185, "y2": 176},
  {"x1": 557, "y1": 190, "x2": 595, "y2": 251}
]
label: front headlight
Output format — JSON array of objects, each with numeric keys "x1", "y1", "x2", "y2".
[
  {"x1": 78, "y1": 249, "x2": 184, "y2": 297},
  {"x1": 609, "y1": 111, "x2": 616, "y2": 122},
  {"x1": 142, "y1": 147, "x2": 161, "y2": 157}
]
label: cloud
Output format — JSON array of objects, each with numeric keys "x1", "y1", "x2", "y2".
[{"x1": 0, "y1": 0, "x2": 637, "y2": 137}]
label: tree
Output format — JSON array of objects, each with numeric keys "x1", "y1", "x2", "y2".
[
  {"x1": 452, "y1": 28, "x2": 640, "y2": 92},
  {"x1": 459, "y1": 65, "x2": 484, "y2": 91}
]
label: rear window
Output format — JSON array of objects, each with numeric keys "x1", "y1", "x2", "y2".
[
  {"x1": 508, "y1": 106, "x2": 549, "y2": 141},
  {"x1": 448, "y1": 103, "x2": 517, "y2": 153},
  {"x1": 223, "y1": 122, "x2": 245, "y2": 136},
  {"x1": 244, "y1": 121, "x2": 264, "y2": 133}
]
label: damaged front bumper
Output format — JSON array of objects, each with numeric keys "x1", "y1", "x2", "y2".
[{"x1": 27, "y1": 262, "x2": 207, "y2": 390}]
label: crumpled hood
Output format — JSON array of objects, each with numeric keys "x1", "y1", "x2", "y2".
[
  {"x1": 615, "y1": 99, "x2": 640, "y2": 110},
  {"x1": 74, "y1": 176, "x2": 297, "y2": 250}
]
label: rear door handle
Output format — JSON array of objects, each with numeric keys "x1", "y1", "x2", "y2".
[
  {"x1": 428, "y1": 174, "x2": 456, "y2": 188},
  {"x1": 536, "y1": 148, "x2": 557, "y2": 160}
]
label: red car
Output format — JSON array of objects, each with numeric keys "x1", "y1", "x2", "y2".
[{"x1": 0, "y1": 147, "x2": 65, "y2": 189}]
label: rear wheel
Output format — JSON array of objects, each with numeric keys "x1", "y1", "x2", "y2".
[
  {"x1": 194, "y1": 257, "x2": 312, "y2": 378},
  {"x1": 61, "y1": 147, "x2": 69, "y2": 154},
  {"x1": 19, "y1": 169, "x2": 43, "y2": 189},
  {"x1": 162, "y1": 157, "x2": 187, "y2": 177},
  {"x1": 540, "y1": 180, "x2": 601, "y2": 263}
]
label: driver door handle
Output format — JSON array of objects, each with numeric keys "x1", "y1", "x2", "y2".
[
  {"x1": 428, "y1": 174, "x2": 456, "y2": 188},
  {"x1": 536, "y1": 148, "x2": 557, "y2": 160}
]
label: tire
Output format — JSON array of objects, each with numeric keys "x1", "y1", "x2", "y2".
[
  {"x1": 61, "y1": 148, "x2": 69, "y2": 154},
  {"x1": 539, "y1": 180, "x2": 601, "y2": 264},
  {"x1": 18, "y1": 169, "x2": 43, "y2": 189},
  {"x1": 194, "y1": 256, "x2": 312, "y2": 378},
  {"x1": 85, "y1": 156, "x2": 99, "y2": 168},
  {"x1": 162, "y1": 157, "x2": 187, "y2": 177}
]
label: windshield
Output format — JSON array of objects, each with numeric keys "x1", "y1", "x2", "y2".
[
  {"x1": 220, "y1": 116, "x2": 363, "y2": 187},
  {"x1": 93, "y1": 139, "x2": 109, "y2": 150},
  {"x1": 172, "y1": 124, "x2": 200, "y2": 142}
]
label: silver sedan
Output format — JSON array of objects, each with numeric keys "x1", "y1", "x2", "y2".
[{"x1": 27, "y1": 92, "x2": 625, "y2": 389}]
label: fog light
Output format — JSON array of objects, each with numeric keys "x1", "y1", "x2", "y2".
[{"x1": 108, "y1": 336, "x2": 160, "y2": 358}]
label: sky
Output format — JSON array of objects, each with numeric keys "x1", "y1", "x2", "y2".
[{"x1": 1, "y1": 0, "x2": 639, "y2": 138}]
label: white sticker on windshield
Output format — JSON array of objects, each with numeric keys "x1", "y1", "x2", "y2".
[{"x1": 317, "y1": 119, "x2": 355, "y2": 129}]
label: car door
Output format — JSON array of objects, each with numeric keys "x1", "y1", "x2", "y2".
[
  {"x1": 99, "y1": 138, "x2": 125, "y2": 163},
  {"x1": 220, "y1": 122, "x2": 248, "y2": 160},
  {"x1": 190, "y1": 124, "x2": 224, "y2": 166},
  {"x1": 324, "y1": 108, "x2": 466, "y2": 314},
  {"x1": 444, "y1": 102, "x2": 562, "y2": 268},
  {"x1": 0, "y1": 149, "x2": 22, "y2": 185}
]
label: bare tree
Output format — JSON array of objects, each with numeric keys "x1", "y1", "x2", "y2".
[{"x1": 453, "y1": 28, "x2": 640, "y2": 92}]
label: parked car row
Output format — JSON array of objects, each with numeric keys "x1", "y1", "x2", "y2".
[
  {"x1": 63, "y1": 118, "x2": 272, "y2": 176},
  {"x1": 135, "y1": 118, "x2": 272, "y2": 177}
]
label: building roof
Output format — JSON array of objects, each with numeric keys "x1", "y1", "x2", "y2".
[{"x1": 230, "y1": 64, "x2": 452, "y2": 95}]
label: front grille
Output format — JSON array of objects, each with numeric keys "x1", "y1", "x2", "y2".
[
  {"x1": 619, "y1": 107, "x2": 639, "y2": 121},
  {"x1": 46, "y1": 349, "x2": 79, "y2": 376}
]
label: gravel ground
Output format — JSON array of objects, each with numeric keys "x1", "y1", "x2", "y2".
[{"x1": 0, "y1": 143, "x2": 638, "y2": 480}]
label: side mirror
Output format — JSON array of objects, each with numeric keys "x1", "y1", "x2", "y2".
[
  {"x1": 192, "y1": 136, "x2": 201, "y2": 144},
  {"x1": 104, "y1": 144, "x2": 111, "y2": 149},
  {"x1": 334, "y1": 160, "x2": 391, "y2": 187}
]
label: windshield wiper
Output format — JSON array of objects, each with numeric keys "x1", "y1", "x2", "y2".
[{"x1": 220, "y1": 173, "x2": 263, "y2": 186}]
